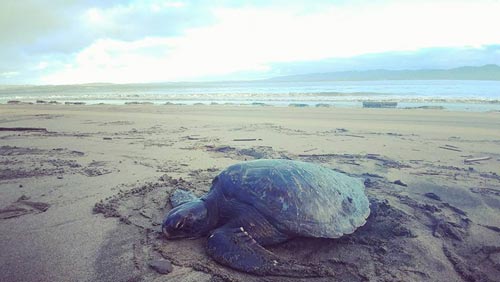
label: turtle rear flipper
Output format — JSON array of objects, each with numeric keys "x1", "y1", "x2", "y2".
[{"x1": 207, "y1": 226, "x2": 331, "y2": 277}]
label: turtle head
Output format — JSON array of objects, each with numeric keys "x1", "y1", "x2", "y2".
[{"x1": 162, "y1": 199, "x2": 210, "y2": 239}]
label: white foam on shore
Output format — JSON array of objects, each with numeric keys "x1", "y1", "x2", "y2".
[{"x1": 1, "y1": 80, "x2": 500, "y2": 111}]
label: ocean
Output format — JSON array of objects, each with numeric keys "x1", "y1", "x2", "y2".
[{"x1": 1, "y1": 80, "x2": 500, "y2": 111}]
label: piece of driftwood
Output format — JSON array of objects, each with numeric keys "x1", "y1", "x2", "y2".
[
  {"x1": 479, "y1": 224, "x2": 500, "y2": 233},
  {"x1": 298, "y1": 153, "x2": 339, "y2": 157},
  {"x1": 233, "y1": 138, "x2": 258, "y2": 141},
  {"x1": 343, "y1": 134, "x2": 365, "y2": 138},
  {"x1": 341, "y1": 160, "x2": 361, "y2": 166},
  {"x1": 464, "y1": 156, "x2": 491, "y2": 163},
  {"x1": 410, "y1": 172, "x2": 441, "y2": 176},
  {"x1": 361, "y1": 173, "x2": 384, "y2": 178},
  {"x1": 438, "y1": 146, "x2": 462, "y2": 152},
  {"x1": 303, "y1": 148, "x2": 318, "y2": 152},
  {"x1": 442, "y1": 202, "x2": 467, "y2": 216},
  {"x1": 470, "y1": 187, "x2": 500, "y2": 197},
  {"x1": 0, "y1": 127, "x2": 48, "y2": 132}
]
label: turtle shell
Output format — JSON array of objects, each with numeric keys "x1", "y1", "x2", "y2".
[{"x1": 211, "y1": 159, "x2": 370, "y2": 238}]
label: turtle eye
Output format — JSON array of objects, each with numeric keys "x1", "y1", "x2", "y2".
[{"x1": 175, "y1": 219, "x2": 183, "y2": 229}]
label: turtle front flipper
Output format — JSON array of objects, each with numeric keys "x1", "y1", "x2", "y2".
[{"x1": 207, "y1": 225, "x2": 330, "y2": 277}]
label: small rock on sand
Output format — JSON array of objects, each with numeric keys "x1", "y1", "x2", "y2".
[{"x1": 148, "y1": 259, "x2": 173, "y2": 274}]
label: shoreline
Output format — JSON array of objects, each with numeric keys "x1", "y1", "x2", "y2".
[
  {"x1": 3, "y1": 99, "x2": 500, "y2": 112},
  {"x1": 1, "y1": 79, "x2": 500, "y2": 112}
]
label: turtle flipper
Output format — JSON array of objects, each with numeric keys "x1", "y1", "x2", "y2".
[
  {"x1": 207, "y1": 226, "x2": 330, "y2": 277},
  {"x1": 170, "y1": 189, "x2": 198, "y2": 208}
]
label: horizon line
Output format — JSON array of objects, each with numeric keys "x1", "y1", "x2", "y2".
[{"x1": 1, "y1": 64, "x2": 499, "y2": 87}]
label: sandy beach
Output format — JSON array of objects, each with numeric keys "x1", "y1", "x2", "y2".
[{"x1": 0, "y1": 104, "x2": 499, "y2": 282}]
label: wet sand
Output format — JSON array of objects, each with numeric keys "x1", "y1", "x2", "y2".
[{"x1": 0, "y1": 104, "x2": 499, "y2": 281}]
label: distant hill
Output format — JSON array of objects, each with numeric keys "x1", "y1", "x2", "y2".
[{"x1": 268, "y1": 64, "x2": 500, "y2": 81}]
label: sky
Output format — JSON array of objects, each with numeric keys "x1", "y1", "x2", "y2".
[{"x1": 1, "y1": 0, "x2": 500, "y2": 85}]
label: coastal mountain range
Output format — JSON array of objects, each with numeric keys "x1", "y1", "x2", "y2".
[
  {"x1": 268, "y1": 64, "x2": 500, "y2": 82},
  {"x1": 1, "y1": 65, "x2": 499, "y2": 88}
]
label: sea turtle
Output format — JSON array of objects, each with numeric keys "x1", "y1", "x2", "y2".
[{"x1": 162, "y1": 159, "x2": 370, "y2": 276}]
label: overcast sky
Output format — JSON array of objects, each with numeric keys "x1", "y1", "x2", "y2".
[{"x1": 1, "y1": 0, "x2": 500, "y2": 84}]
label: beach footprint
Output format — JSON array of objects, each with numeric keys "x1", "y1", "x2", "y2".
[{"x1": 0, "y1": 195, "x2": 50, "y2": 220}]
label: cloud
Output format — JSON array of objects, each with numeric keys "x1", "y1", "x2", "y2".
[
  {"x1": 2, "y1": 0, "x2": 500, "y2": 84},
  {"x1": 80, "y1": 1, "x2": 214, "y2": 43},
  {"x1": 0, "y1": 1, "x2": 120, "y2": 48},
  {"x1": 0, "y1": 71, "x2": 20, "y2": 79},
  {"x1": 0, "y1": 0, "x2": 215, "y2": 81}
]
